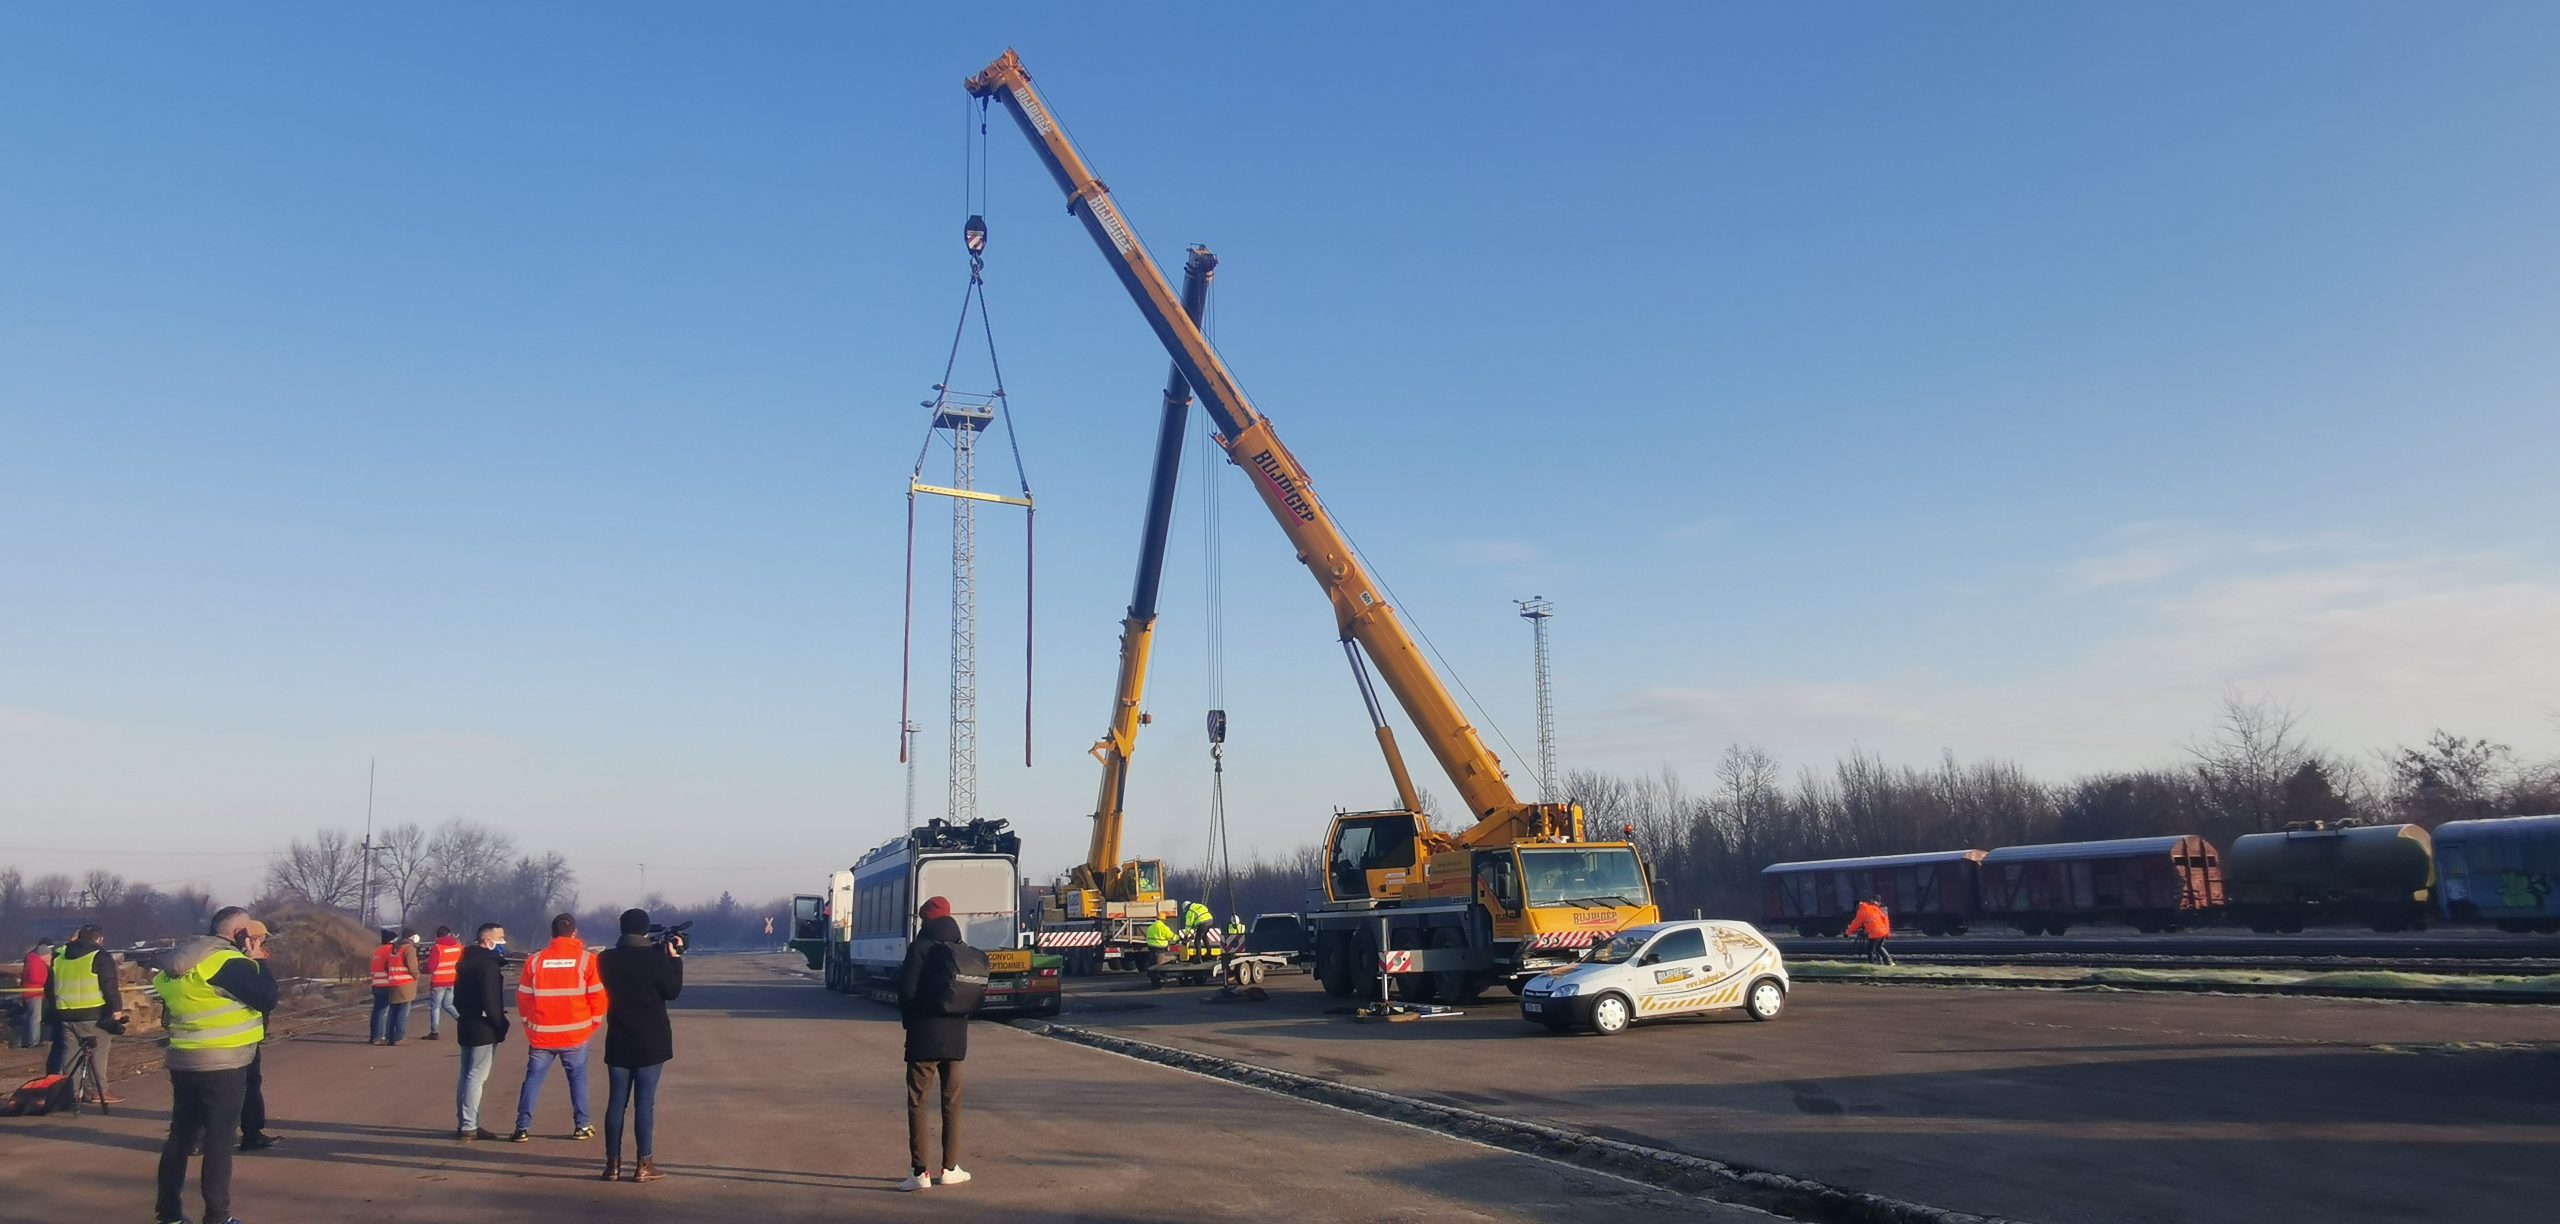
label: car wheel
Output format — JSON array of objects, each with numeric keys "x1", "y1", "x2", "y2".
[
  {"x1": 1589, "y1": 993, "x2": 1632, "y2": 1037},
  {"x1": 1745, "y1": 978, "x2": 1785, "y2": 1021}
]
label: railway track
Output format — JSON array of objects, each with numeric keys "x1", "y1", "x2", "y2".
[
  {"x1": 1796, "y1": 952, "x2": 2560, "y2": 976},
  {"x1": 1777, "y1": 933, "x2": 2559, "y2": 961}
]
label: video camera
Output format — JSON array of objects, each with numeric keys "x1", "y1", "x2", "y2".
[{"x1": 647, "y1": 920, "x2": 693, "y2": 947}]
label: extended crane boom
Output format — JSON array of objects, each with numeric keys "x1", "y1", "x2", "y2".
[
  {"x1": 966, "y1": 50, "x2": 1562, "y2": 852},
  {"x1": 969, "y1": 51, "x2": 1656, "y2": 1000}
]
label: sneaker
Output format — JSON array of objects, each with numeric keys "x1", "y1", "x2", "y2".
[
  {"x1": 937, "y1": 1166, "x2": 972, "y2": 1186},
  {"x1": 472, "y1": 1128, "x2": 502, "y2": 1141},
  {"x1": 897, "y1": 1172, "x2": 932, "y2": 1192},
  {"x1": 423, "y1": 1032, "x2": 440, "y2": 1041},
  {"x1": 456, "y1": 1128, "x2": 476, "y2": 1142},
  {"x1": 238, "y1": 1132, "x2": 279, "y2": 1151},
  {"x1": 570, "y1": 1125, "x2": 597, "y2": 1140},
  {"x1": 507, "y1": 1129, "x2": 532, "y2": 1143}
]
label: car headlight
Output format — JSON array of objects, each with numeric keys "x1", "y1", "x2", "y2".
[{"x1": 1550, "y1": 982, "x2": 1581, "y2": 999}]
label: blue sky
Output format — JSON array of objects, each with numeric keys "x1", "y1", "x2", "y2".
[{"x1": 4, "y1": 5, "x2": 2555, "y2": 908}]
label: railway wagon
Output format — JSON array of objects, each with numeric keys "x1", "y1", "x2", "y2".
[
  {"x1": 1761, "y1": 850, "x2": 1986, "y2": 937},
  {"x1": 1976, "y1": 835, "x2": 2222, "y2": 935},
  {"x1": 2225, "y1": 822, "x2": 2434, "y2": 933},
  {"x1": 2432, "y1": 814, "x2": 2560, "y2": 933}
]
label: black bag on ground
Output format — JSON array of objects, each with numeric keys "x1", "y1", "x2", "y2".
[
  {"x1": 4, "y1": 1074, "x2": 77, "y2": 1117},
  {"x1": 933, "y1": 941, "x2": 990, "y2": 1016}
]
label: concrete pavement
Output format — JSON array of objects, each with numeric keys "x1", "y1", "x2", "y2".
[
  {"x1": 1055, "y1": 969, "x2": 2560, "y2": 1224},
  {"x1": 0, "y1": 954, "x2": 1758, "y2": 1223}
]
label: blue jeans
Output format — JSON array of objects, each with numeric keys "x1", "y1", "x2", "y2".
[
  {"x1": 515, "y1": 1045, "x2": 591, "y2": 1132},
  {"x1": 369, "y1": 988, "x2": 392, "y2": 1042},
  {"x1": 14, "y1": 996, "x2": 38, "y2": 1049},
  {"x1": 426, "y1": 986, "x2": 454, "y2": 1035},
  {"x1": 605, "y1": 1062, "x2": 663, "y2": 1161},
  {"x1": 456, "y1": 1043, "x2": 495, "y2": 1131}
]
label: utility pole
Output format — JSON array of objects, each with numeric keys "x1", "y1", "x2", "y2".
[
  {"x1": 358, "y1": 756, "x2": 377, "y2": 927},
  {"x1": 1515, "y1": 598, "x2": 1557, "y2": 803},
  {"x1": 902, "y1": 718, "x2": 924, "y2": 828}
]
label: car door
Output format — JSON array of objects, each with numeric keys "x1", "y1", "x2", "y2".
[{"x1": 1635, "y1": 927, "x2": 1710, "y2": 1016}]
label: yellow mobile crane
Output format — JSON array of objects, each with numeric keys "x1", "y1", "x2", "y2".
[
  {"x1": 1034, "y1": 249, "x2": 1219, "y2": 975},
  {"x1": 968, "y1": 51, "x2": 1660, "y2": 1002}
]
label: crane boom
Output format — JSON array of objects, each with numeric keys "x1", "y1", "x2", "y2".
[
  {"x1": 967, "y1": 50, "x2": 1566, "y2": 848},
  {"x1": 1074, "y1": 247, "x2": 1217, "y2": 897}
]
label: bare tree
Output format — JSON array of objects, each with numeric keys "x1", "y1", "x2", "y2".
[
  {"x1": 2385, "y1": 729, "x2": 2514, "y2": 827},
  {"x1": 2184, "y1": 689, "x2": 2312, "y2": 837},
  {"x1": 82, "y1": 869, "x2": 129, "y2": 910},
  {"x1": 0, "y1": 868, "x2": 23, "y2": 916},
  {"x1": 30, "y1": 874, "x2": 77, "y2": 912},
  {"x1": 376, "y1": 822, "x2": 434, "y2": 923},
  {"x1": 265, "y1": 828, "x2": 366, "y2": 912}
]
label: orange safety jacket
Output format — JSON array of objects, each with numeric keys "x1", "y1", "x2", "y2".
[
  {"x1": 369, "y1": 945, "x2": 395, "y2": 988},
  {"x1": 1844, "y1": 901, "x2": 1892, "y2": 940},
  {"x1": 516, "y1": 936, "x2": 607, "y2": 1050},
  {"x1": 429, "y1": 937, "x2": 464, "y2": 988}
]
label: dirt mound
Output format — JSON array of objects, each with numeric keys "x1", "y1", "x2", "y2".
[{"x1": 261, "y1": 901, "x2": 377, "y2": 982}]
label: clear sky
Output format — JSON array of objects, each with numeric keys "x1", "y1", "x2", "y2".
[{"x1": 4, "y1": 5, "x2": 2555, "y2": 909}]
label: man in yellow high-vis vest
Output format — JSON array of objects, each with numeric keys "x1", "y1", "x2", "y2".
[
  {"x1": 153, "y1": 905, "x2": 278, "y2": 1224},
  {"x1": 44, "y1": 922, "x2": 125, "y2": 1104}
]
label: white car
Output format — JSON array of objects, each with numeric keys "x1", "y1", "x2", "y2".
[{"x1": 1518, "y1": 919, "x2": 1788, "y2": 1036}]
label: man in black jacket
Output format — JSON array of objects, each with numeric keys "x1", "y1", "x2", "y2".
[
  {"x1": 595, "y1": 908, "x2": 683, "y2": 1183},
  {"x1": 894, "y1": 896, "x2": 970, "y2": 1192},
  {"x1": 451, "y1": 923, "x2": 509, "y2": 1141}
]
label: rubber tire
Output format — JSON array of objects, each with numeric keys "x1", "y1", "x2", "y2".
[
  {"x1": 1429, "y1": 927, "x2": 1479, "y2": 1005},
  {"x1": 1589, "y1": 993, "x2": 1633, "y2": 1037},
  {"x1": 1745, "y1": 978, "x2": 1785, "y2": 1022},
  {"x1": 1316, "y1": 932, "x2": 1355, "y2": 998}
]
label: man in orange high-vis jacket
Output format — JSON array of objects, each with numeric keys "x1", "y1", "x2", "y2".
[
  {"x1": 511, "y1": 912, "x2": 608, "y2": 1142},
  {"x1": 425, "y1": 927, "x2": 465, "y2": 1041},
  {"x1": 1843, "y1": 896, "x2": 1895, "y2": 965},
  {"x1": 368, "y1": 929, "x2": 402, "y2": 1045}
]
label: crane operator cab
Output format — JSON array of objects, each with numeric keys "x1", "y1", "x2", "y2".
[{"x1": 1327, "y1": 810, "x2": 1427, "y2": 902}]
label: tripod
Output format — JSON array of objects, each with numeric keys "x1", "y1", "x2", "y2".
[{"x1": 63, "y1": 1035, "x2": 110, "y2": 1116}]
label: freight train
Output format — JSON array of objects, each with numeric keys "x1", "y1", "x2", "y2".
[{"x1": 1763, "y1": 814, "x2": 2560, "y2": 936}]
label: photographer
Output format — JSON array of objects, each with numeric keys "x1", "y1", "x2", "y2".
[
  {"x1": 594, "y1": 908, "x2": 684, "y2": 1183},
  {"x1": 45, "y1": 922, "x2": 126, "y2": 1105},
  {"x1": 154, "y1": 905, "x2": 279, "y2": 1224}
]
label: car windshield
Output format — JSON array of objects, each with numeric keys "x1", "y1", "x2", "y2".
[
  {"x1": 1519, "y1": 848, "x2": 1648, "y2": 909},
  {"x1": 1584, "y1": 929, "x2": 1654, "y2": 965}
]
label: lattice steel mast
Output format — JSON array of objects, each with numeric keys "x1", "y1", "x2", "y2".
[{"x1": 1516, "y1": 597, "x2": 1556, "y2": 803}]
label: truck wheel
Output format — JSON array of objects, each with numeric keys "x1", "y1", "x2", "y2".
[
  {"x1": 1589, "y1": 993, "x2": 1632, "y2": 1037},
  {"x1": 1316, "y1": 932, "x2": 1356, "y2": 998},
  {"x1": 1745, "y1": 978, "x2": 1785, "y2": 1022},
  {"x1": 1428, "y1": 927, "x2": 1480, "y2": 1005}
]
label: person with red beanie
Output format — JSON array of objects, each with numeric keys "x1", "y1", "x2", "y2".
[{"x1": 894, "y1": 896, "x2": 971, "y2": 1192}]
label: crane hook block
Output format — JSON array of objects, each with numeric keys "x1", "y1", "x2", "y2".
[
  {"x1": 964, "y1": 214, "x2": 988, "y2": 255},
  {"x1": 1206, "y1": 708, "x2": 1228, "y2": 745}
]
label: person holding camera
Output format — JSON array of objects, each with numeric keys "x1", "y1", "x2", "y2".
[
  {"x1": 235, "y1": 918, "x2": 283, "y2": 1152},
  {"x1": 153, "y1": 905, "x2": 279, "y2": 1224},
  {"x1": 46, "y1": 922, "x2": 127, "y2": 1105},
  {"x1": 594, "y1": 908, "x2": 684, "y2": 1183}
]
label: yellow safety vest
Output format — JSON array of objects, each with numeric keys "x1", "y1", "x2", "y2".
[
  {"x1": 52, "y1": 948, "x2": 105, "y2": 1012},
  {"x1": 1144, "y1": 921, "x2": 1173, "y2": 949},
  {"x1": 1182, "y1": 903, "x2": 1211, "y2": 929},
  {"x1": 154, "y1": 948, "x2": 266, "y2": 1052}
]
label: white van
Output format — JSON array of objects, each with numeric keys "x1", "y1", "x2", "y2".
[{"x1": 1518, "y1": 919, "x2": 1788, "y2": 1036}]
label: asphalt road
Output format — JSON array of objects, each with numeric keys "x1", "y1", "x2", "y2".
[
  {"x1": 1057, "y1": 967, "x2": 2560, "y2": 1224},
  {"x1": 0, "y1": 954, "x2": 1756, "y2": 1224}
]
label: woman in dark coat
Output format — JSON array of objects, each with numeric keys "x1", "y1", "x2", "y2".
[
  {"x1": 895, "y1": 897, "x2": 969, "y2": 1190},
  {"x1": 595, "y1": 908, "x2": 683, "y2": 1183}
]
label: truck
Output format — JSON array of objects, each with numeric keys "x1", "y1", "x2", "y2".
[
  {"x1": 967, "y1": 50, "x2": 1662, "y2": 1005},
  {"x1": 816, "y1": 818, "x2": 1061, "y2": 1016}
]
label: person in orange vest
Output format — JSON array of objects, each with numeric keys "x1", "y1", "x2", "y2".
[
  {"x1": 14, "y1": 939, "x2": 47, "y2": 1051},
  {"x1": 510, "y1": 912, "x2": 608, "y2": 1143},
  {"x1": 424, "y1": 926, "x2": 465, "y2": 1041},
  {"x1": 1843, "y1": 895, "x2": 1895, "y2": 965},
  {"x1": 367, "y1": 929, "x2": 400, "y2": 1045}
]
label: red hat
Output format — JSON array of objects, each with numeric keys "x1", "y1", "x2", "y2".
[{"x1": 919, "y1": 896, "x2": 952, "y2": 922}]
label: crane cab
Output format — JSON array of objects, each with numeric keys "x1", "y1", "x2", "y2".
[{"x1": 1325, "y1": 810, "x2": 1429, "y2": 902}]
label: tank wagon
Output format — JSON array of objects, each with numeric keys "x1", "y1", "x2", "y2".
[
  {"x1": 1761, "y1": 850, "x2": 1985, "y2": 937},
  {"x1": 2433, "y1": 814, "x2": 2560, "y2": 933},
  {"x1": 2225, "y1": 822, "x2": 2434, "y2": 933}
]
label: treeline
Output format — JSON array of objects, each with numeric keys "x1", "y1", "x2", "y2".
[
  {"x1": 1168, "y1": 696, "x2": 2560, "y2": 922},
  {"x1": 572, "y1": 890, "x2": 795, "y2": 951},
  {"x1": 263, "y1": 818, "x2": 577, "y2": 949},
  {"x1": 0, "y1": 868, "x2": 219, "y2": 960}
]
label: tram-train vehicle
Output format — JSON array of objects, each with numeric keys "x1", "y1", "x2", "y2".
[
  {"x1": 799, "y1": 818, "x2": 1063, "y2": 1014},
  {"x1": 1762, "y1": 815, "x2": 2558, "y2": 936}
]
